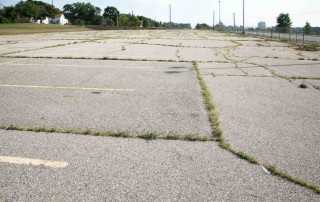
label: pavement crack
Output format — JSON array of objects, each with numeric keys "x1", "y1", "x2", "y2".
[{"x1": 192, "y1": 61, "x2": 320, "y2": 194}]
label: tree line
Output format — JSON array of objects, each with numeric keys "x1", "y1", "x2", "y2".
[
  {"x1": 0, "y1": 0, "x2": 190, "y2": 29},
  {"x1": 275, "y1": 13, "x2": 315, "y2": 34},
  {"x1": 0, "y1": 0, "x2": 59, "y2": 23},
  {"x1": 195, "y1": 12, "x2": 316, "y2": 34}
]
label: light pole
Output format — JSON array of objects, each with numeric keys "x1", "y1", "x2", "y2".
[
  {"x1": 242, "y1": 0, "x2": 245, "y2": 34},
  {"x1": 213, "y1": 10, "x2": 215, "y2": 29},
  {"x1": 169, "y1": 4, "x2": 172, "y2": 28},
  {"x1": 219, "y1": 0, "x2": 221, "y2": 28}
]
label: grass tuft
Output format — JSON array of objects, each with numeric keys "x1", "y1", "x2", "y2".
[
  {"x1": 235, "y1": 151, "x2": 259, "y2": 164},
  {"x1": 299, "y1": 83, "x2": 308, "y2": 89},
  {"x1": 137, "y1": 132, "x2": 158, "y2": 140},
  {"x1": 163, "y1": 133, "x2": 180, "y2": 140},
  {"x1": 84, "y1": 128, "x2": 94, "y2": 135},
  {"x1": 296, "y1": 44, "x2": 319, "y2": 52}
]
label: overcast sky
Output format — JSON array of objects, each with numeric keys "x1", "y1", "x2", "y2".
[{"x1": 1, "y1": 0, "x2": 320, "y2": 27}]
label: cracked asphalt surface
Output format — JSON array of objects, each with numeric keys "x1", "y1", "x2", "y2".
[
  {"x1": 0, "y1": 30, "x2": 319, "y2": 201},
  {"x1": 1, "y1": 130, "x2": 319, "y2": 201}
]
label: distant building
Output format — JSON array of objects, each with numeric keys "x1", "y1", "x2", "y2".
[
  {"x1": 171, "y1": 23, "x2": 191, "y2": 29},
  {"x1": 36, "y1": 17, "x2": 49, "y2": 24},
  {"x1": 33, "y1": 14, "x2": 69, "y2": 25},
  {"x1": 51, "y1": 14, "x2": 69, "y2": 25},
  {"x1": 258, "y1": 21, "x2": 266, "y2": 29}
]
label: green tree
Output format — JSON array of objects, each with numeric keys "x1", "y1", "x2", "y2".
[
  {"x1": 63, "y1": 2, "x2": 101, "y2": 25},
  {"x1": 103, "y1": 6, "x2": 119, "y2": 26},
  {"x1": 15, "y1": 0, "x2": 39, "y2": 19},
  {"x1": 195, "y1": 23, "x2": 211, "y2": 29},
  {"x1": 33, "y1": 0, "x2": 59, "y2": 19},
  {"x1": 131, "y1": 16, "x2": 141, "y2": 27},
  {"x1": 118, "y1": 14, "x2": 130, "y2": 26},
  {"x1": 10, "y1": 0, "x2": 59, "y2": 22},
  {"x1": 154, "y1": 21, "x2": 160, "y2": 27},
  {"x1": 276, "y1": 13, "x2": 292, "y2": 33},
  {"x1": 1, "y1": 6, "x2": 19, "y2": 23},
  {"x1": 304, "y1": 21, "x2": 312, "y2": 35}
]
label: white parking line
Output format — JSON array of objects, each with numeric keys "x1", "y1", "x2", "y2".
[
  {"x1": 0, "y1": 58, "x2": 29, "y2": 66},
  {"x1": 0, "y1": 84, "x2": 134, "y2": 92},
  {"x1": 0, "y1": 156, "x2": 68, "y2": 168}
]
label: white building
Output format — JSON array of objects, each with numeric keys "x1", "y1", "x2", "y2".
[
  {"x1": 51, "y1": 14, "x2": 69, "y2": 25},
  {"x1": 258, "y1": 21, "x2": 266, "y2": 29},
  {"x1": 36, "y1": 17, "x2": 49, "y2": 24}
]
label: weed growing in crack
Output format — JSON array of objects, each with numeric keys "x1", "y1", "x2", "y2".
[
  {"x1": 137, "y1": 132, "x2": 158, "y2": 140},
  {"x1": 313, "y1": 86, "x2": 320, "y2": 90},
  {"x1": 0, "y1": 124, "x2": 212, "y2": 142},
  {"x1": 264, "y1": 165, "x2": 320, "y2": 194},
  {"x1": 299, "y1": 83, "x2": 308, "y2": 89},
  {"x1": 296, "y1": 44, "x2": 319, "y2": 52},
  {"x1": 192, "y1": 61, "x2": 320, "y2": 193}
]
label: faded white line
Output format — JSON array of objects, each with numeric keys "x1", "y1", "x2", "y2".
[
  {"x1": 0, "y1": 58, "x2": 29, "y2": 66},
  {"x1": 6, "y1": 63, "x2": 154, "y2": 69},
  {"x1": 0, "y1": 84, "x2": 134, "y2": 92},
  {"x1": 0, "y1": 156, "x2": 68, "y2": 168}
]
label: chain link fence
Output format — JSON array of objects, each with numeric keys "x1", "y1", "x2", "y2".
[{"x1": 221, "y1": 26, "x2": 320, "y2": 45}]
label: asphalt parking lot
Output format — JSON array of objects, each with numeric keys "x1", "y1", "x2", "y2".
[
  {"x1": 0, "y1": 58, "x2": 211, "y2": 136},
  {"x1": 0, "y1": 29, "x2": 319, "y2": 200}
]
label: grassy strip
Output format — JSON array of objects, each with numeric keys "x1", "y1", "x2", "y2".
[
  {"x1": 0, "y1": 24, "x2": 89, "y2": 35},
  {"x1": 0, "y1": 124, "x2": 211, "y2": 142},
  {"x1": 192, "y1": 61, "x2": 320, "y2": 194}
]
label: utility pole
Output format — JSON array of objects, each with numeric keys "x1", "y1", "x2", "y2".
[
  {"x1": 233, "y1": 13, "x2": 235, "y2": 29},
  {"x1": 169, "y1": 4, "x2": 172, "y2": 28},
  {"x1": 219, "y1": 1, "x2": 221, "y2": 27},
  {"x1": 52, "y1": 0, "x2": 53, "y2": 7},
  {"x1": 242, "y1": 0, "x2": 245, "y2": 34},
  {"x1": 213, "y1": 10, "x2": 215, "y2": 29},
  {"x1": 132, "y1": 11, "x2": 134, "y2": 25}
]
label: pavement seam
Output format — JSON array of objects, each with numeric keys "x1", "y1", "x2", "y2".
[
  {"x1": 0, "y1": 55, "x2": 231, "y2": 64},
  {"x1": 242, "y1": 61, "x2": 320, "y2": 81},
  {"x1": 192, "y1": 61, "x2": 320, "y2": 194},
  {"x1": 0, "y1": 125, "x2": 213, "y2": 142},
  {"x1": 0, "y1": 41, "x2": 85, "y2": 57}
]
